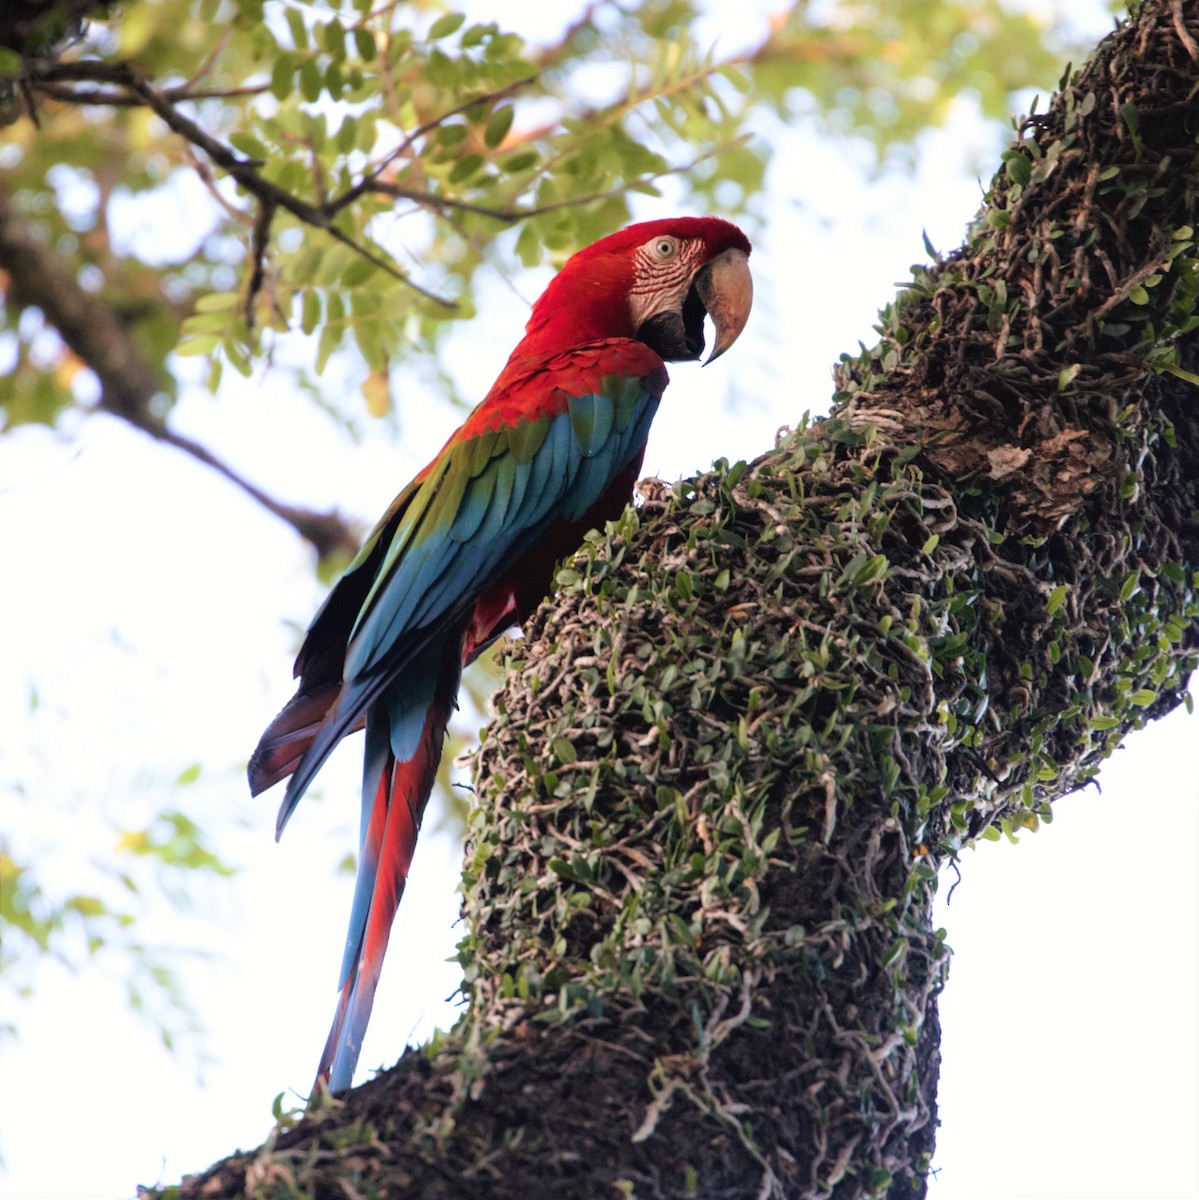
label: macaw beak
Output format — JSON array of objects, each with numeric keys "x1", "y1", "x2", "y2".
[
  {"x1": 634, "y1": 244, "x2": 753, "y2": 364},
  {"x1": 695, "y1": 247, "x2": 753, "y2": 365}
]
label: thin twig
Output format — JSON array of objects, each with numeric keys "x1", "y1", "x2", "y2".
[
  {"x1": 17, "y1": 76, "x2": 41, "y2": 126},
  {"x1": 116, "y1": 404, "x2": 360, "y2": 558},
  {"x1": 177, "y1": 27, "x2": 231, "y2": 91},
  {"x1": 327, "y1": 73, "x2": 537, "y2": 215},
  {"x1": 27, "y1": 60, "x2": 457, "y2": 309},
  {"x1": 244, "y1": 200, "x2": 275, "y2": 331},
  {"x1": 531, "y1": 1, "x2": 603, "y2": 70},
  {"x1": 163, "y1": 83, "x2": 273, "y2": 100},
  {"x1": 181, "y1": 142, "x2": 256, "y2": 227}
]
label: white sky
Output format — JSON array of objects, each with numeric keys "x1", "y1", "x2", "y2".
[{"x1": 2, "y1": 4, "x2": 1196, "y2": 1199}]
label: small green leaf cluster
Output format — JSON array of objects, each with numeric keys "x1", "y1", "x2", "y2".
[{"x1": 0, "y1": 800, "x2": 235, "y2": 1056}]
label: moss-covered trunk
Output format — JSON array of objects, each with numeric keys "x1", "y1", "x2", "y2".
[{"x1": 175, "y1": 5, "x2": 1199, "y2": 1197}]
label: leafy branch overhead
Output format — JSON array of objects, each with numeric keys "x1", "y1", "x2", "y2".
[{"x1": 1, "y1": 0, "x2": 1060, "y2": 554}]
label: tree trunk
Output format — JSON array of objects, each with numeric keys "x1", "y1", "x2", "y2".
[{"x1": 174, "y1": 4, "x2": 1199, "y2": 1197}]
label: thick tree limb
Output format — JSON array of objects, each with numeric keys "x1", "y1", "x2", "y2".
[
  {"x1": 167, "y1": 5, "x2": 1199, "y2": 1198},
  {"x1": 0, "y1": 185, "x2": 359, "y2": 560}
]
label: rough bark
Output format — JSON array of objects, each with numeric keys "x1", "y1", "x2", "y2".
[{"x1": 169, "y1": 5, "x2": 1199, "y2": 1198}]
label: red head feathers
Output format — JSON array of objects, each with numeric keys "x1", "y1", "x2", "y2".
[{"x1": 520, "y1": 216, "x2": 752, "y2": 365}]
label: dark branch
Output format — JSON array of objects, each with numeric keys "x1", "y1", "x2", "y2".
[
  {"x1": 243, "y1": 199, "x2": 275, "y2": 332},
  {"x1": 118, "y1": 406, "x2": 362, "y2": 560},
  {"x1": 0, "y1": 183, "x2": 359, "y2": 561},
  {"x1": 24, "y1": 60, "x2": 457, "y2": 309}
]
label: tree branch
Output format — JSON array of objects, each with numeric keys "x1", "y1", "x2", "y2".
[
  {"x1": 326, "y1": 73, "x2": 538, "y2": 216},
  {"x1": 24, "y1": 60, "x2": 458, "y2": 309},
  {"x1": 0, "y1": 184, "x2": 359, "y2": 561},
  {"x1": 167, "y1": 4, "x2": 1199, "y2": 1198}
]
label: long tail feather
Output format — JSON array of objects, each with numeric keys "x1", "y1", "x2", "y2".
[
  {"x1": 247, "y1": 684, "x2": 343, "y2": 798},
  {"x1": 313, "y1": 638, "x2": 461, "y2": 1094}
]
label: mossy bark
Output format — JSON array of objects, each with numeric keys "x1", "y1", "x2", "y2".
[{"x1": 173, "y1": 5, "x2": 1199, "y2": 1198}]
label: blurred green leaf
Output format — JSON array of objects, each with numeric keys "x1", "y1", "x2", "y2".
[{"x1": 429, "y1": 13, "x2": 467, "y2": 40}]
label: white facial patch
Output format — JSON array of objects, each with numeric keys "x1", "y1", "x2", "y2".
[{"x1": 627, "y1": 237, "x2": 706, "y2": 329}]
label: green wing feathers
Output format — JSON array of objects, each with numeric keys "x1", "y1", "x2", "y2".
[{"x1": 255, "y1": 348, "x2": 668, "y2": 821}]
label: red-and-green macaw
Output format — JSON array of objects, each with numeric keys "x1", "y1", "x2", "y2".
[{"x1": 249, "y1": 216, "x2": 753, "y2": 1093}]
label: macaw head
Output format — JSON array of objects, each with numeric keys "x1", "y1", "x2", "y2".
[{"x1": 523, "y1": 216, "x2": 753, "y2": 365}]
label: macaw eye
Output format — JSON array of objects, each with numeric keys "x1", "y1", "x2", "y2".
[{"x1": 650, "y1": 236, "x2": 679, "y2": 261}]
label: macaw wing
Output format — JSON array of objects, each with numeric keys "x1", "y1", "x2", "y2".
[
  {"x1": 290, "y1": 476, "x2": 427, "y2": 688},
  {"x1": 275, "y1": 347, "x2": 666, "y2": 827},
  {"x1": 350, "y1": 365, "x2": 658, "y2": 678},
  {"x1": 246, "y1": 480, "x2": 427, "y2": 800}
]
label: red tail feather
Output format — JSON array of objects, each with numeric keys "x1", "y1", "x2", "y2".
[{"x1": 314, "y1": 644, "x2": 461, "y2": 1093}]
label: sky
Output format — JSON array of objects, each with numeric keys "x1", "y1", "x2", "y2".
[{"x1": 1, "y1": 3, "x2": 1197, "y2": 1199}]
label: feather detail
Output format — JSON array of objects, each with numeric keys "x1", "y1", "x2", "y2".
[
  {"x1": 315, "y1": 635, "x2": 462, "y2": 1093},
  {"x1": 247, "y1": 683, "x2": 347, "y2": 799}
]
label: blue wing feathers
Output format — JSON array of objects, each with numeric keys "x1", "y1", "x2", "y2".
[
  {"x1": 506, "y1": 445, "x2": 531, "y2": 519},
  {"x1": 387, "y1": 670, "x2": 439, "y2": 763},
  {"x1": 448, "y1": 463, "x2": 496, "y2": 544},
  {"x1": 360, "y1": 717, "x2": 391, "y2": 845},
  {"x1": 485, "y1": 451, "x2": 517, "y2": 533},
  {"x1": 364, "y1": 388, "x2": 656, "y2": 664},
  {"x1": 544, "y1": 410, "x2": 579, "y2": 502},
  {"x1": 278, "y1": 366, "x2": 662, "y2": 833}
]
